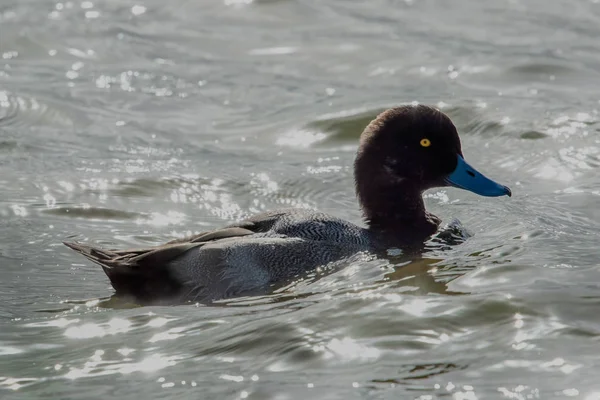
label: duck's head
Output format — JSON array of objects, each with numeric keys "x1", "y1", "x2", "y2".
[{"x1": 354, "y1": 104, "x2": 511, "y2": 237}]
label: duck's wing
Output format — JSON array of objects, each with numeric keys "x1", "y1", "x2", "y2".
[
  {"x1": 64, "y1": 226, "x2": 256, "y2": 266},
  {"x1": 164, "y1": 226, "x2": 259, "y2": 245},
  {"x1": 64, "y1": 208, "x2": 295, "y2": 269},
  {"x1": 160, "y1": 207, "x2": 314, "y2": 245}
]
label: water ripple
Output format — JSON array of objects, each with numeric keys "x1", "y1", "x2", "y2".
[{"x1": 0, "y1": 90, "x2": 73, "y2": 128}]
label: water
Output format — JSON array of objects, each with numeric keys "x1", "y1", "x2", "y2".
[{"x1": 2, "y1": 0, "x2": 600, "y2": 398}]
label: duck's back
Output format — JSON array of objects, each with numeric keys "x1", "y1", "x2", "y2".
[{"x1": 246, "y1": 208, "x2": 370, "y2": 243}]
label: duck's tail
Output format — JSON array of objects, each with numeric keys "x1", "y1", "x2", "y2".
[{"x1": 63, "y1": 241, "x2": 191, "y2": 302}]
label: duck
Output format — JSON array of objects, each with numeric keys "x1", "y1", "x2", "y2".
[{"x1": 64, "y1": 104, "x2": 511, "y2": 304}]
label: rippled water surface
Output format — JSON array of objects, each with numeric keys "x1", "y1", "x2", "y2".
[{"x1": 2, "y1": 0, "x2": 600, "y2": 398}]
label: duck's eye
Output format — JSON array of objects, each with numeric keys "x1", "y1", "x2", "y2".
[{"x1": 420, "y1": 138, "x2": 431, "y2": 147}]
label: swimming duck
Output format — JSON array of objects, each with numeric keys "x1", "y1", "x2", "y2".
[{"x1": 64, "y1": 105, "x2": 511, "y2": 304}]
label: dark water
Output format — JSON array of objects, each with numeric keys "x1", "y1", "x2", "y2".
[{"x1": 2, "y1": 0, "x2": 600, "y2": 398}]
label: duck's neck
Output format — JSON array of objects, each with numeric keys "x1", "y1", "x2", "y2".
[{"x1": 358, "y1": 183, "x2": 441, "y2": 243}]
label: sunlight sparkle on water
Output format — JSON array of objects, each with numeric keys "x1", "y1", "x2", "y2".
[
  {"x1": 248, "y1": 46, "x2": 297, "y2": 55},
  {"x1": 64, "y1": 318, "x2": 132, "y2": 339},
  {"x1": 323, "y1": 337, "x2": 381, "y2": 362},
  {"x1": 559, "y1": 146, "x2": 599, "y2": 170},
  {"x1": 398, "y1": 297, "x2": 436, "y2": 317},
  {"x1": 131, "y1": 5, "x2": 146, "y2": 15},
  {"x1": 25, "y1": 317, "x2": 79, "y2": 328},
  {"x1": 57, "y1": 180, "x2": 75, "y2": 191},
  {"x1": 307, "y1": 165, "x2": 342, "y2": 174},
  {"x1": 547, "y1": 112, "x2": 595, "y2": 139},
  {"x1": 10, "y1": 205, "x2": 27, "y2": 217},
  {"x1": 250, "y1": 172, "x2": 279, "y2": 194},
  {"x1": 65, "y1": 352, "x2": 178, "y2": 379},
  {"x1": 497, "y1": 385, "x2": 540, "y2": 399},
  {"x1": 117, "y1": 348, "x2": 135, "y2": 356},
  {"x1": 137, "y1": 211, "x2": 186, "y2": 227},
  {"x1": 424, "y1": 190, "x2": 450, "y2": 203},
  {"x1": 43, "y1": 193, "x2": 56, "y2": 208},
  {"x1": 147, "y1": 317, "x2": 171, "y2": 328},
  {"x1": 534, "y1": 159, "x2": 574, "y2": 183},
  {"x1": 0, "y1": 90, "x2": 10, "y2": 107},
  {"x1": 276, "y1": 129, "x2": 327, "y2": 148},
  {"x1": 563, "y1": 389, "x2": 579, "y2": 397},
  {"x1": 225, "y1": 0, "x2": 252, "y2": 5},
  {"x1": 85, "y1": 10, "x2": 100, "y2": 19},
  {"x1": 148, "y1": 328, "x2": 184, "y2": 343},
  {"x1": 220, "y1": 374, "x2": 244, "y2": 382}
]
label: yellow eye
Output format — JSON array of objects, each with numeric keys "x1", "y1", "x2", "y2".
[{"x1": 420, "y1": 138, "x2": 431, "y2": 147}]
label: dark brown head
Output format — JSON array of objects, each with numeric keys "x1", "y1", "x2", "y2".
[{"x1": 354, "y1": 104, "x2": 511, "y2": 238}]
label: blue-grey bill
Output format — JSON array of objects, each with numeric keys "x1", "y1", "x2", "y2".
[{"x1": 444, "y1": 155, "x2": 511, "y2": 197}]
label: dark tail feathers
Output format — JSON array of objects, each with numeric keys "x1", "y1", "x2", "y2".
[{"x1": 63, "y1": 241, "x2": 184, "y2": 303}]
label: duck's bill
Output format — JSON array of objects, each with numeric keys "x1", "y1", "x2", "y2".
[{"x1": 444, "y1": 155, "x2": 511, "y2": 197}]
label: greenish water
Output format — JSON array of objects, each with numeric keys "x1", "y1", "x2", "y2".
[{"x1": 2, "y1": 0, "x2": 600, "y2": 398}]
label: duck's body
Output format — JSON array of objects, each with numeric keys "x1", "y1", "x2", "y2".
[
  {"x1": 65, "y1": 105, "x2": 511, "y2": 304},
  {"x1": 66, "y1": 208, "x2": 372, "y2": 303}
]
